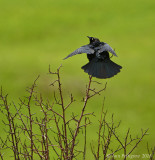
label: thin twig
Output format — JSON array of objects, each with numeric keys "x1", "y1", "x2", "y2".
[
  {"x1": 126, "y1": 128, "x2": 149, "y2": 157},
  {"x1": 83, "y1": 117, "x2": 87, "y2": 160},
  {"x1": 70, "y1": 76, "x2": 93, "y2": 159}
]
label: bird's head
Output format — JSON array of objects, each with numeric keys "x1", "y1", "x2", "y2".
[{"x1": 87, "y1": 36, "x2": 100, "y2": 44}]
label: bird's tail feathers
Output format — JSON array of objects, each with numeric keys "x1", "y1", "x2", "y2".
[{"x1": 81, "y1": 59, "x2": 122, "y2": 79}]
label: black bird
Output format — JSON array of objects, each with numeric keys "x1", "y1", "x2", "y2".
[{"x1": 64, "y1": 36, "x2": 122, "y2": 79}]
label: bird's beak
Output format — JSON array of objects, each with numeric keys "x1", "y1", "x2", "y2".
[{"x1": 87, "y1": 36, "x2": 91, "y2": 39}]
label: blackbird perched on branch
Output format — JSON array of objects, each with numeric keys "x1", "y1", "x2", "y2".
[{"x1": 64, "y1": 36, "x2": 122, "y2": 79}]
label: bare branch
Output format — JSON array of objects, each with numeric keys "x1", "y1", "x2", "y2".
[{"x1": 126, "y1": 128, "x2": 149, "y2": 157}]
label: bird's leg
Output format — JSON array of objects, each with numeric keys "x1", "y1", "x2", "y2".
[{"x1": 110, "y1": 54, "x2": 113, "y2": 59}]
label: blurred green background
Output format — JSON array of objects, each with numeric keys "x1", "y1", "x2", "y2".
[{"x1": 0, "y1": 0, "x2": 155, "y2": 158}]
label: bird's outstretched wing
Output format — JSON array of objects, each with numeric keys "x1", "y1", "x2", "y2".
[
  {"x1": 96, "y1": 43, "x2": 117, "y2": 57},
  {"x1": 64, "y1": 45, "x2": 94, "y2": 60}
]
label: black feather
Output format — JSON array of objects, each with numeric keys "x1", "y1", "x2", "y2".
[{"x1": 82, "y1": 57, "x2": 122, "y2": 79}]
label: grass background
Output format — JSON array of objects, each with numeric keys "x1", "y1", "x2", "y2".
[{"x1": 0, "y1": 0, "x2": 155, "y2": 159}]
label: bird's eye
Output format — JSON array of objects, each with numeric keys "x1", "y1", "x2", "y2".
[{"x1": 91, "y1": 38, "x2": 94, "y2": 41}]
